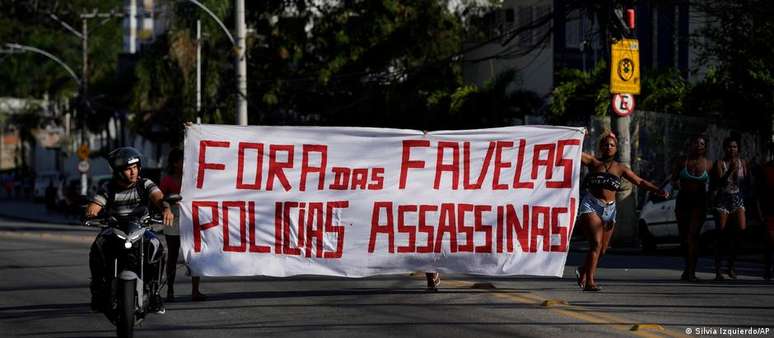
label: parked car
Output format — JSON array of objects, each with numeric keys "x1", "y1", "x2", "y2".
[
  {"x1": 638, "y1": 179, "x2": 764, "y2": 253},
  {"x1": 638, "y1": 180, "x2": 714, "y2": 252}
]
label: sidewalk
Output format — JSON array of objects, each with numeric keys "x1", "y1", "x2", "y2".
[{"x1": 0, "y1": 199, "x2": 81, "y2": 225}]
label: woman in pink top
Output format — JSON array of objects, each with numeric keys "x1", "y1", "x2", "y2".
[{"x1": 160, "y1": 149, "x2": 206, "y2": 301}]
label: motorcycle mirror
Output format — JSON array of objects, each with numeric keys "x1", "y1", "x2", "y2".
[{"x1": 164, "y1": 194, "x2": 182, "y2": 203}]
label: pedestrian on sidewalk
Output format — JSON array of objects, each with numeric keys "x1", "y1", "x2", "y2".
[
  {"x1": 160, "y1": 148, "x2": 207, "y2": 302},
  {"x1": 711, "y1": 136, "x2": 749, "y2": 280},
  {"x1": 671, "y1": 135, "x2": 713, "y2": 282},
  {"x1": 576, "y1": 131, "x2": 668, "y2": 291},
  {"x1": 45, "y1": 180, "x2": 57, "y2": 212},
  {"x1": 3, "y1": 173, "x2": 15, "y2": 199}
]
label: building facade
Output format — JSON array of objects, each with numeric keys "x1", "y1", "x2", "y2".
[{"x1": 464, "y1": 0, "x2": 706, "y2": 100}]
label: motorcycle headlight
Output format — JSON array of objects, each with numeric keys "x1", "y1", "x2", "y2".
[{"x1": 124, "y1": 241, "x2": 132, "y2": 249}]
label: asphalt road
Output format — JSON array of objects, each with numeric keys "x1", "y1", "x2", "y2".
[{"x1": 1, "y1": 217, "x2": 772, "y2": 338}]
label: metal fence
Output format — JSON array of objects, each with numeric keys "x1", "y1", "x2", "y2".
[{"x1": 586, "y1": 110, "x2": 764, "y2": 208}]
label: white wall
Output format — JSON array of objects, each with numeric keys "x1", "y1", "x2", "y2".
[{"x1": 462, "y1": 0, "x2": 553, "y2": 97}]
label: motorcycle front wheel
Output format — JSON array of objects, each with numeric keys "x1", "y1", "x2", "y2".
[{"x1": 116, "y1": 279, "x2": 136, "y2": 338}]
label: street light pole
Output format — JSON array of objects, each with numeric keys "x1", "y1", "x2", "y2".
[
  {"x1": 185, "y1": 0, "x2": 247, "y2": 126},
  {"x1": 235, "y1": 0, "x2": 247, "y2": 126},
  {"x1": 3, "y1": 43, "x2": 82, "y2": 87}
]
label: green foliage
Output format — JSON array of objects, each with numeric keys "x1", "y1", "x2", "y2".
[
  {"x1": 449, "y1": 85, "x2": 479, "y2": 114},
  {"x1": 1, "y1": 0, "x2": 554, "y2": 142},
  {"x1": 0, "y1": 0, "x2": 123, "y2": 99},
  {"x1": 245, "y1": 0, "x2": 468, "y2": 129},
  {"x1": 549, "y1": 61, "x2": 609, "y2": 121},
  {"x1": 691, "y1": 0, "x2": 774, "y2": 127},
  {"x1": 122, "y1": 0, "x2": 237, "y2": 143},
  {"x1": 445, "y1": 69, "x2": 542, "y2": 128},
  {"x1": 639, "y1": 68, "x2": 687, "y2": 114}
]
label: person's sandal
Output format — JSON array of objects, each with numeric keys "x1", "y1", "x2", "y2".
[{"x1": 583, "y1": 285, "x2": 601, "y2": 292}]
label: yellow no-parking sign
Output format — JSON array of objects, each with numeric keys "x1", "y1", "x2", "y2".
[{"x1": 610, "y1": 38, "x2": 640, "y2": 94}]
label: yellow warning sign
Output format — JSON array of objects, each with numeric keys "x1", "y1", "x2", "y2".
[
  {"x1": 610, "y1": 38, "x2": 640, "y2": 94},
  {"x1": 77, "y1": 143, "x2": 90, "y2": 160}
]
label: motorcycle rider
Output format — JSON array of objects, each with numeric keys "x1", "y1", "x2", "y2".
[{"x1": 85, "y1": 147, "x2": 174, "y2": 313}]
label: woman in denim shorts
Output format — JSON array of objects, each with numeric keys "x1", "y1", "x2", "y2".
[
  {"x1": 576, "y1": 131, "x2": 668, "y2": 291},
  {"x1": 711, "y1": 137, "x2": 749, "y2": 280}
]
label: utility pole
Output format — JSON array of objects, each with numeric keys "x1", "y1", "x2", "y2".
[
  {"x1": 82, "y1": 18, "x2": 89, "y2": 99},
  {"x1": 607, "y1": 3, "x2": 639, "y2": 246},
  {"x1": 235, "y1": 0, "x2": 248, "y2": 126},
  {"x1": 49, "y1": 10, "x2": 122, "y2": 196},
  {"x1": 50, "y1": 10, "x2": 122, "y2": 141},
  {"x1": 79, "y1": 14, "x2": 89, "y2": 197}
]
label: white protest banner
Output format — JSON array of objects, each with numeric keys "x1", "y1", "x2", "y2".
[{"x1": 180, "y1": 125, "x2": 584, "y2": 277}]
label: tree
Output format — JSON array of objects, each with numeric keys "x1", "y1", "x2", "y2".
[
  {"x1": 639, "y1": 68, "x2": 687, "y2": 115},
  {"x1": 691, "y1": 0, "x2": 774, "y2": 138},
  {"x1": 449, "y1": 69, "x2": 542, "y2": 127},
  {"x1": 124, "y1": 0, "x2": 234, "y2": 144},
  {"x1": 549, "y1": 61, "x2": 610, "y2": 122},
  {"x1": 0, "y1": 0, "x2": 123, "y2": 99},
  {"x1": 0, "y1": 0, "x2": 124, "y2": 153},
  {"x1": 125, "y1": 0, "x2": 558, "y2": 139},
  {"x1": 243, "y1": 0, "x2": 468, "y2": 130}
]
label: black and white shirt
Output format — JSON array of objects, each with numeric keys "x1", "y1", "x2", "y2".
[{"x1": 90, "y1": 178, "x2": 160, "y2": 218}]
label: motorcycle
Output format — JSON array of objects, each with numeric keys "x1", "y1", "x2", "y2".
[{"x1": 85, "y1": 195, "x2": 179, "y2": 337}]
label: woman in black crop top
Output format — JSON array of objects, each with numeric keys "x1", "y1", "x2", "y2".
[{"x1": 575, "y1": 131, "x2": 667, "y2": 291}]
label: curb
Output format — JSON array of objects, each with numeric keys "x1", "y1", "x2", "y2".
[
  {"x1": 0, "y1": 230, "x2": 93, "y2": 244},
  {"x1": 0, "y1": 211, "x2": 81, "y2": 226}
]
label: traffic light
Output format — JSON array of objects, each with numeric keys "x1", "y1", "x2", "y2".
[{"x1": 613, "y1": 7, "x2": 636, "y2": 39}]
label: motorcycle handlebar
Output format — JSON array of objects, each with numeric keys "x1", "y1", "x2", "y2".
[
  {"x1": 83, "y1": 216, "x2": 115, "y2": 228},
  {"x1": 82, "y1": 216, "x2": 165, "y2": 229},
  {"x1": 83, "y1": 219, "x2": 106, "y2": 228},
  {"x1": 148, "y1": 217, "x2": 164, "y2": 224}
]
